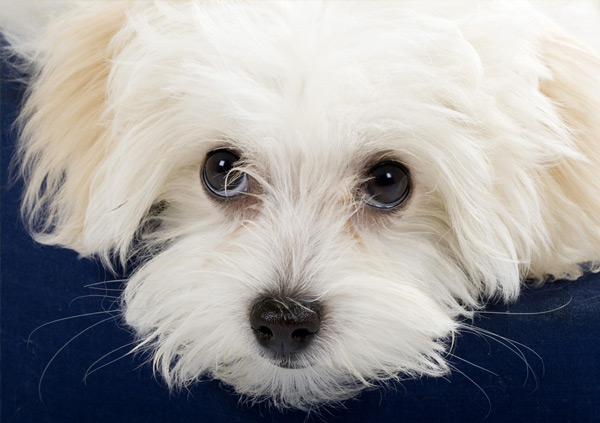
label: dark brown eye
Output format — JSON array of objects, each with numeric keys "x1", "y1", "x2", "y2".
[
  {"x1": 363, "y1": 161, "x2": 411, "y2": 209},
  {"x1": 202, "y1": 149, "x2": 248, "y2": 198}
]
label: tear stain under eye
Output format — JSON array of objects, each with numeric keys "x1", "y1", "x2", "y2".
[{"x1": 345, "y1": 220, "x2": 365, "y2": 248}]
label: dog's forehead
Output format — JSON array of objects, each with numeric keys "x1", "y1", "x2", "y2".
[
  {"x1": 191, "y1": 3, "x2": 477, "y2": 118},
  {"x1": 124, "y1": 2, "x2": 481, "y2": 153}
]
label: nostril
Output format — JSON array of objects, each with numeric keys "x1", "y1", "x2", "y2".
[
  {"x1": 291, "y1": 328, "x2": 312, "y2": 341},
  {"x1": 256, "y1": 326, "x2": 273, "y2": 340}
]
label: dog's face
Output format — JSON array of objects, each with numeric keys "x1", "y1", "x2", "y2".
[
  {"x1": 120, "y1": 5, "x2": 468, "y2": 405},
  {"x1": 9, "y1": 1, "x2": 600, "y2": 409}
]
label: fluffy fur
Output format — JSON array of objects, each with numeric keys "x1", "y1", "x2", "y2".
[{"x1": 2, "y1": 0, "x2": 600, "y2": 410}]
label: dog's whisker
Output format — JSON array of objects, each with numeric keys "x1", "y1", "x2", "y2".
[
  {"x1": 446, "y1": 352, "x2": 499, "y2": 377},
  {"x1": 460, "y1": 325, "x2": 544, "y2": 387},
  {"x1": 86, "y1": 286, "x2": 125, "y2": 293},
  {"x1": 28, "y1": 310, "x2": 120, "y2": 344},
  {"x1": 477, "y1": 296, "x2": 572, "y2": 315},
  {"x1": 68, "y1": 294, "x2": 121, "y2": 306},
  {"x1": 447, "y1": 363, "x2": 492, "y2": 419},
  {"x1": 464, "y1": 325, "x2": 544, "y2": 368},
  {"x1": 38, "y1": 315, "x2": 118, "y2": 404},
  {"x1": 84, "y1": 279, "x2": 127, "y2": 288},
  {"x1": 84, "y1": 341, "x2": 138, "y2": 382}
]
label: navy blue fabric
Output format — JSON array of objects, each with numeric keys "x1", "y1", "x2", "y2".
[{"x1": 2, "y1": 52, "x2": 600, "y2": 423}]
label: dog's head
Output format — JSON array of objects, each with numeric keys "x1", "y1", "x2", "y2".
[{"x1": 8, "y1": 1, "x2": 600, "y2": 409}]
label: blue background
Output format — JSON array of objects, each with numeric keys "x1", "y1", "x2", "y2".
[{"x1": 2, "y1": 49, "x2": 599, "y2": 423}]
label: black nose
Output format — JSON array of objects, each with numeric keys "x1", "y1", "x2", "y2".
[{"x1": 250, "y1": 296, "x2": 321, "y2": 355}]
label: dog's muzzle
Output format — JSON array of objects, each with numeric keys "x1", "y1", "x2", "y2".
[{"x1": 250, "y1": 296, "x2": 321, "y2": 366}]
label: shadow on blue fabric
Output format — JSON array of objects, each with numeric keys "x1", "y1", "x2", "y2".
[{"x1": 2, "y1": 43, "x2": 599, "y2": 423}]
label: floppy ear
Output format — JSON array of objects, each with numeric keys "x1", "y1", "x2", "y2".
[
  {"x1": 8, "y1": 3, "x2": 129, "y2": 259},
  {"x1": 531, "y1": 25, "x2": 600, "y2": 278}
]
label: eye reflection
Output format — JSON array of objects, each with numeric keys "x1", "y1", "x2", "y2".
[{"x1": 363, "y1": 161, "x2": 411, "y2": 209}]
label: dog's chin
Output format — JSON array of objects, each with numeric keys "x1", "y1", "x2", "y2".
[{"x1": 261, "y1": 352, "x2": 311, "y2": 369}]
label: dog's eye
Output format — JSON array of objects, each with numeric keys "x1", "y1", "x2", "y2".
[
  {"x1": 202, "y1": 149, "x2": 248, "y2": 198},
  {"x1": 363, "y1": 161, "x2": 411, "y2": 209}
]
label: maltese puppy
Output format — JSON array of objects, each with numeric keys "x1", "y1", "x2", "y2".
[{"x1": 2, "y1": 0, "x2": 600, "y2": 410}]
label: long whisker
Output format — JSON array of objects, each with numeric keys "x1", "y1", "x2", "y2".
[
  {"x1": 38, "y1": 315, "x2": 118, "y2": 404},
  {"x1": 477, "y1": 297, "x2": 572, "y2": 315},
  {"x1": 84, "y1": 341, "x2": 137, "y2": 382},
  {"x1": 446, "y1": 352, "x2": 499, "y2": 376},
  {"x1": 68, "y1": 295, "x2": 121, "y2": 307},
  {"x1": 461, "y1": 325, "x2": 544, "y2": 387},
  {"x1": 84, "y1": 279, "x2": 127, "y2": 288},
  {"x1": 86, "y1": 286, "x2": 125, "y2": 293},
  {"x1": 28, "y1": 310, "x2": 119, "y2": 343},
  {"x1": 448, "y1": 363, "x2": 492, "y2": 419},
  {"x1": 465, "y1": 325, "x2": 544, "y2": 369}
]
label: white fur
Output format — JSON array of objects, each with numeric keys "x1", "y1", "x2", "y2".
[{"x1": 2, "y1": 1, "x2": 600, "y2": 410}]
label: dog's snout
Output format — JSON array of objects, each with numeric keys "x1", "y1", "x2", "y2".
[{"x1": 250, "y1": 296, "x2": 321, "y2": 356}]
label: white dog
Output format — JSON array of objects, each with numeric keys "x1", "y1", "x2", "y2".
[{"x1": 2, "y1": 0, "x2": 600, "y2": 410}]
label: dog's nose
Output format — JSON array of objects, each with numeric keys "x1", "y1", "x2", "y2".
[{"x1": 250, "y1": 296, "x2": 321, "y2": 355}]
